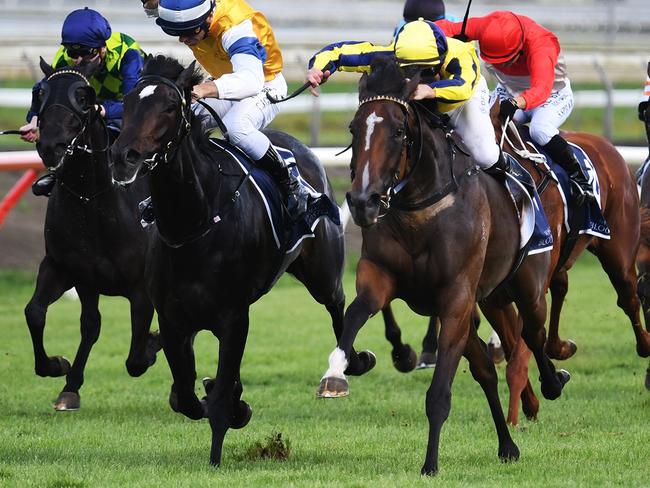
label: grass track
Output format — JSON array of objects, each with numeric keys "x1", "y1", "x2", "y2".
[{"x1": 0, "y1": 254, "x2": 649, "y2": 486}]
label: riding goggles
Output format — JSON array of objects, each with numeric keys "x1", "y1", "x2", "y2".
[
  {"x1": 160, "y1": 24, "x2": 204, "y2": 38},
  {"x1": 65, "y1": 45, "x2": 99, "y2": 60}
]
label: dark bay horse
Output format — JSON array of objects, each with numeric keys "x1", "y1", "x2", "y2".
[
  {"x1": 316, "y1": 57, "x2": 569, "y2": 475},
  {"x1": 24, "y1": 59, "x2": 160, "y2": 411},
  {"x1": 110, "y1": 55, "x2": 373, "y2": 466}
]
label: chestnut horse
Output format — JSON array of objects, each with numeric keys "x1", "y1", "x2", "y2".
[{"x1": 316, "y1": 57, "x2": 569, "y2": 475}]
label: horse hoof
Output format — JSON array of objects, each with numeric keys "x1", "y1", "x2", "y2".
[
  {"x1": 359, "y1": 350, "x2": 377, "y2": 373},
  {"x1": 202, "y1": 377, "x2": 215, "y2": 396},
  {"x1": 645, "y1": 367, "x2": 650, "y2": 391},
  {"x1": 416, "y1": 351, "x2": 437, "y2": 369},
  {"x1": 346, "y1": 350, "x2": 377, "y2": 376},
  {"x1": 316, "y1": 376, "x2": 349, "y2": 398},
  {"x1": 53, "y1": 391, "x2": 80, "y2": 411},
  {"x1": 420, "y1": 465, "x2": 439, "y2": 476},
  {"x1": 547, "y1": 339, "x2": 578, "y2": 360},
  {"x1": 488, "y1": 343, "x2": 505, "y2": 364},
  {"x1": 636, "y1": 331, "x2": 650, "y2": 358},
  {"x1": 498, "y1": 442, "x2": 520, "y2": 462},
  {"x1": 557, "y1": 369, "x2": 571, "y2": 387},
  {"x1": 36, "y1": 356, "x2": 71, "y2": 378},
  {"x1": 392, "y1": 344, "x2": 417, "y2": 373},
  {"x1": 231, "y1": 400, "x2": 252, "y2": 429}
]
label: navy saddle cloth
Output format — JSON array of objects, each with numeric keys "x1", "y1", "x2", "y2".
[
  {"x1": 209, "y1": 138, "x2": 340, "y2": 253},
  {"x1": 516, "y1": 126, "x2": 610, "y2": 240}
]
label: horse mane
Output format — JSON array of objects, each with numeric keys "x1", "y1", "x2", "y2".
[
  {"x1": 142, "y1": 55, "x2": 214, "y2": 154},
  {"x1": 364, "y1": 56, "x2": 407, "y2": 98}
]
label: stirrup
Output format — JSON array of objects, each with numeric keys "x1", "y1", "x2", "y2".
[
  {"x1": 138, "y1": 196, "x2": 155, "y2": 226},
  {"x1": 570, "y1": 178, "x2": 595, "y2": 206},
  {"x1": 286, "y1": 180, "x2": 310, "y2": 220}
]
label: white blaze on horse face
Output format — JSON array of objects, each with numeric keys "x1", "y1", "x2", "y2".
[
  {"x1": 322, "y1": 347, "x2": 348, "y2": 379},
  {"x1": 365, "y1": 112, "x2": 384, "y2": 151},
  {"x1": 139, "y1": 85, "x2": 158, "y2": 99},
  {"x1": 361, "y1": 161, "x2": 371, "y2": 193}
]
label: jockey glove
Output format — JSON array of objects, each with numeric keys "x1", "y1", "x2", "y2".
[{"x1": 499, "y1": 98, "x2": 519, "y2": 123}]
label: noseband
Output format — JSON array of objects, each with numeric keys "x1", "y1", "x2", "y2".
[
  {"x1": 39, "y1": 69, "x2": 110, "y2": 171},
  {"x1": 134, "y1": 75, "x2": 192, "y2": 171}
]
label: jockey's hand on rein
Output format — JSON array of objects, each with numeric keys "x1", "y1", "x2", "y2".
[{"x1": 499, "y1": 98, "x2": 519, "y2": 123}]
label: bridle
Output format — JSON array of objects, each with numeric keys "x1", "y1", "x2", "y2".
[
  {"x1": 353, "y1": 95, "x2": 472, "y2": 216},
  {"x1": 38, "y1": 69, "x2": 110, "y2": 172},
  {"x1": 134, "y1": 75, "x2": 192, "y2": 171}
]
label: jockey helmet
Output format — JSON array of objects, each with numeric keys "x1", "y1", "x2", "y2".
[
  {"x1": 403, "y1": 0, "x2": 445, "y2": 22},
  {"x1": 61, "y1": 8, "x2": 111, "y2": 48},
  {"x1": 476, "y1": 11, "x2": 525, "y2": 64},
  {"x1": 394, "y1": 19, "x2": 448, "y2": 69},
  {"x1": 156, "y1": 0, "x2": 215, "y2": 36}
]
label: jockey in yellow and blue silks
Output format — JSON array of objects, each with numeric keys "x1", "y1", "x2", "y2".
[
  {"x1": 21, "y1": 8, "x2": 144, "y2": 142},
  {"x1": 154, "y1": 0, "x2": 309, "y2": 219},
  {"x1": 20, "y1": 7, "x2": 144, "y2": 196},
  {"x1": 307, "y1": 19, "x2": 509, "y2": 175}
]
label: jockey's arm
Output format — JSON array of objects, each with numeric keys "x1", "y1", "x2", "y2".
[
  {"x1": 210, "y1": 20, "x2": 265, "y2": 101},
  {"x1": 429, "y1": 40, "x2": 479, "y2": 106},
  {"x1": 519, "y1": 43, "x2": 558, "y2": 110}
]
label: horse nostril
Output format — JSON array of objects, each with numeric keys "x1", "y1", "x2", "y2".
[{"x1": 125, "y1": 148, "x2": 141, "y2": 165}]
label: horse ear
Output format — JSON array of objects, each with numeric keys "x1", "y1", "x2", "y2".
[
  {"x1": 177, "y1": 60, "x2": 197, "y2": 90},
  {"x1": 40, "y1": 57, "x2": 54, "y2": 78},
  {"x1": 358, "y1": 73, "x2": 369, "y2": 101},
  {"x1": 402, "y1": 71, "x2": 421, "y2": 99}
]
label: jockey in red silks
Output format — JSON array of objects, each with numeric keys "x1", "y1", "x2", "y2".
[{"x1": 437, "y1": 11, "x2": 595, "y2": 204}]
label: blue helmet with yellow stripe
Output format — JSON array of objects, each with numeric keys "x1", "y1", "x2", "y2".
[
  {"x1": 394, "y1": 19, "x2": 448, "y2": 70},
  {"x1": 156, "y1": 0, "x2": 214, "y2": 36}
]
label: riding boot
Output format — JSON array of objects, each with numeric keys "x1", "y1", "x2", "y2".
[
  {"x1": 32, "y1": 172, "x2": 56, "y2": 197},
  {"x1": 484, "y1": 150, "x2": 510, "y2": 183},
  {"x1": 256, "y1": 145, "x2": 310, "y2": 220},
  {"x1": 543, "y1": 134, "x2": 595, "y2": 206}
]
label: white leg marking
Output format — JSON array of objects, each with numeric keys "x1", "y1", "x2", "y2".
[
  {"x1": 364, "y1": 111, "x2": 384, "y2": 151},
  {"x1": 139, "y1": 85, "x2": 158, "y2": 99},
  {"x1": 323, "y1": 347, "x2": 348, "y2": 379},
  {"x1": 488, "y1": 329, "x2": 502, "y2": 348}
]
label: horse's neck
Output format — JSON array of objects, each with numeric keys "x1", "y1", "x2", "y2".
[
  {"x1": 151, "y1": 140, "x2": 213, "y2": 241},
  {"x1": 57, "y1": 150, "x2": 112, "y2": 200}
]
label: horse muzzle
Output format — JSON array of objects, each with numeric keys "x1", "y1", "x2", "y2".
[
  {"x1": 110, "y1": 144, "x2": 144, "y2": 186},
  {"x1": 346, "y1": 191, "x2": 383, "y2": 227}
]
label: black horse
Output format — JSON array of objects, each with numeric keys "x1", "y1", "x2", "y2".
[
  {"x1": 110, "y1": 55, "x2": 374, "y2": 466},
  {"x1": 316, "y1": 57, "x2": 569, "y2": 475},
  {"x1": 24, "y1": 59, "x2": 160, "y2": 411}
]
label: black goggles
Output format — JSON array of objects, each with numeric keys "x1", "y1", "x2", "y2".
[
  {"x1": 65, "y1": 45, "x2": 99, "y2": 59},
  {"x1": 160, "y1": 24, "x2": 204, "y2": 38}
]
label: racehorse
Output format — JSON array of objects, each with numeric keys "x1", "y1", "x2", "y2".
[
  {"x1": 493, "y1": 96, "x2": 649, "y2": 423},
  {"x1": 316, "y1": 57, "x2": 569, "y2": 475},
  {"x1": 635, "y1": 68, "x2": 650, "y2": 391},
  {"x1": 110, "y1": 55, "x2": 374, "y2": 466},
  {"x1": 24, "y1": 59, "x2": 160, "y2": 411}
]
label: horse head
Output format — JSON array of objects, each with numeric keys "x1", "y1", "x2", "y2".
[
  {"x1": 36, "y1": 57, "x2": 104, "y2": 171},
  {"x1": 346, "y1": 56, "x2": 420, "y2": 227},
  {"x1": 111, "y1": 55, "x2": 200, "y2": 185}
]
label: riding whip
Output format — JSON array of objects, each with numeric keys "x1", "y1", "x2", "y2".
[{"x1": 0, "y1": 130, "x2": 23, "y2": 135}]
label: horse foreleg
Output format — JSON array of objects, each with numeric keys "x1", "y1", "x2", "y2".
[
  {"x1": 382, "y1": 305, "x2": 417, "y2": 373},
  {"x1": 546, "y1": 269, "x2": 578, "y2": 360},
  {"x1": 464, "y1": 324, "x2": 519, "y2": 462},
  {"x1": 24, "y1": 256, "x2": 72, "y2": 378},
  {"x1": 422, "y1": 291, "x2": 472, "y2": 476},
  {"x1": 206, "y1": 308, "x2": 250, "y2": 467},
  {"x1": 160, "y1": 321, "x2": 204, "y2": 421},
  {"x1": 125, "y1": 286, "x2": 158, "y2": 377},
  {"x1": 317, "y1": 260, "x2": 393, "y2": 397},
  {"x1": 55, "y1": 287, "x2": 101, "y2": 411}
]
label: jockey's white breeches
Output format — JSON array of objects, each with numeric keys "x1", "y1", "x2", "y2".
[
  {"x1": 447, "y1": 76, "x2": 500, "y2": 169},
  {"x1": 492, "y1": 80, "x2": 575, "y2": 147},
  {"x1": 192, "y1": 73, "x2": 288, "y2": 160}
]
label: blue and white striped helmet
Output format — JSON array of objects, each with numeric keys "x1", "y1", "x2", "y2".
[{"x1": 156, "y1": 0, "x2": 214, "y2": 36}]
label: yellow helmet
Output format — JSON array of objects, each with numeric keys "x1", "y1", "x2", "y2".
[{"x1": 394, "y1": 18, "x2": 448, "y2": 68}]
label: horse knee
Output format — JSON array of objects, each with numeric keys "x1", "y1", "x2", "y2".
[{"x1": 425, "y1": 387, "x2": 452, "y2": 422}]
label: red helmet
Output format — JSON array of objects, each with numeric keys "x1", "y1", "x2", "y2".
[{"x1": 477, "y1": 11, "x2": 525, "y2": 64}]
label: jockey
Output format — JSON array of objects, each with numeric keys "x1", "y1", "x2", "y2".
[
  {"x1": 306, "y1": 19, "x2": 510, "y2": 180},
  {"x1": 154, "y1": 0, "x2": 310, "y2": 219},
  {"x1": 437, "y1": 11, "x2": 596, "y2": 204},
  {"x1": 638, "y1": 65, "x2": 650, "y2": 122},
  {"x1": 20, "y1": 7, "x2": 144, "y2": 196}
]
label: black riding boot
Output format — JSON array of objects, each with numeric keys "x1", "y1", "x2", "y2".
[
  {"x1": 256, "y1": 145, "x2": 310, "y2": 219},
  {"x1": 484, "y1": 151, "x2": 511, "y2": 183},
  {"x1": 32, "y1": 172, "x2": 56, "y2": 197},
  {"x1": 544, "y1": 134, "x2": 595, "y2": 206}
]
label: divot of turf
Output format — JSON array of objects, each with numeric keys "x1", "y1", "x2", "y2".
[{"x1": 245, "y1": 431, "x2": 291, "y2": 461}]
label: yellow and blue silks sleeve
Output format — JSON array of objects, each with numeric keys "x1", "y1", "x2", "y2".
[{"x1": 308, "y1": 41, "x2": 394, "y2": 73}]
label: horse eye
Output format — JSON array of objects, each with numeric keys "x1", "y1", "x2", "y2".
[{"x1": 394, "y1": 128, "x2": 405, "y2": 138}]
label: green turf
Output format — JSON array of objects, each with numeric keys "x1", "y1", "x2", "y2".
[{"x1": 0, "y1": 252, "x2": 648, "y2": 486}]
